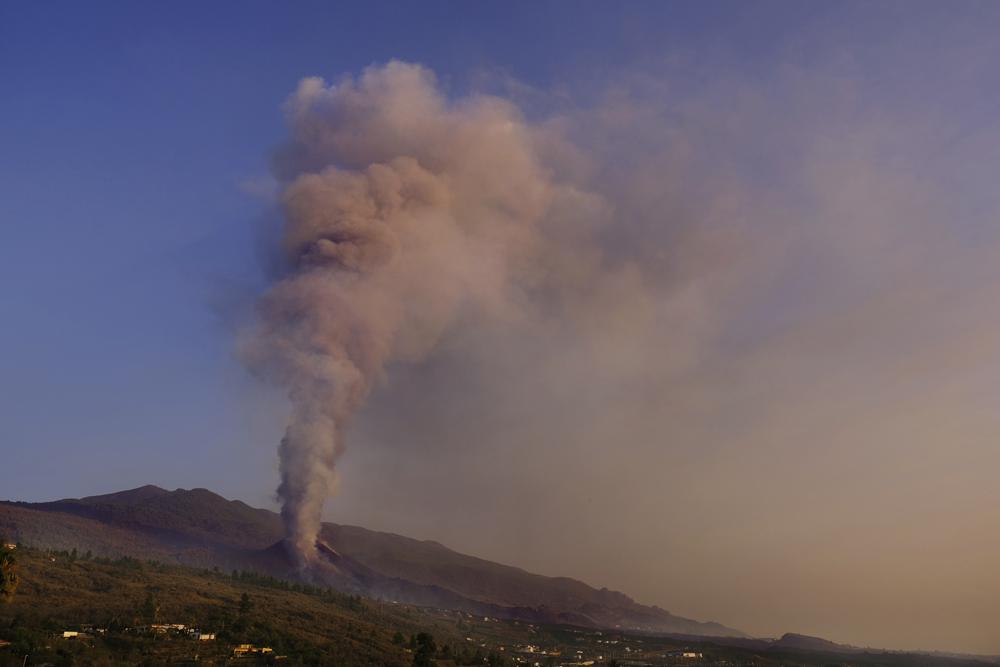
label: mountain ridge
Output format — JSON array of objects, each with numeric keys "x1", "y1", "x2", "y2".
[{"x1": 0, "y1": 485, "x2": 744, "y2": 639}]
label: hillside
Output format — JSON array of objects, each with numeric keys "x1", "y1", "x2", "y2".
[
  {"x1": 2, "y1": 547, "x2": 996, "y2": 667},
  {"x1": 0, "y1": 546, "x2": 419, "y2": 666},
  {"x1": 0, "y1": 486, "x2": 742, "y2": 638}
]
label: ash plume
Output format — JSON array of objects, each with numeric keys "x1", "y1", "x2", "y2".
[{"x1": 245, "y1": 61, "x2": 616, "y2": 564}]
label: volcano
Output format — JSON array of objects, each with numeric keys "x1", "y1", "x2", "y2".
[{"x1": 0, "y1": 485, "x2": 743, "y2": 638}]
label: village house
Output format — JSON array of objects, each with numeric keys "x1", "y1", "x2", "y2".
[
  {"x1": 663, "y1": 650, "x2": 703, "y2": 659},
  {"x1": 150, "y1": 623, "x2": 187, "y2": 633},
  {"x1": 234, "y1": 643, "x2": 274, "y2": 657}
]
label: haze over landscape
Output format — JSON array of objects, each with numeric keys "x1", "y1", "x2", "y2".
[{"x1": 3, "y1": 1, "x2": 1000, "y2": 658}]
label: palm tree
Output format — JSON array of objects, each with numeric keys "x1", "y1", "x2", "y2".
[{"x1": 0, "y1": 545, "x2": 18, "y2": 602}]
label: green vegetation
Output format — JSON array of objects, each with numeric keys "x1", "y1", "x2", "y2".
[
  {"x1": 0, "y1": 546, "x2": 426, "y2": 665},
  {"x1": 412, "y1": 632, "x2": 436, "y2": 667},
  {"x1": 0, "y1": 545, "x2": 531, "y2": 666},
  {"x1": 0, "y1": 542, "x2": 996, "y2": 667}
]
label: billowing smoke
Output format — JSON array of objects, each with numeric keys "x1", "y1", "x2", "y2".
[{"x1": 246, "y1": 61, "x2": 615, "y2": 563}]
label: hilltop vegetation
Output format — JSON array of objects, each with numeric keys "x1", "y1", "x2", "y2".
[
  {"x1": 0, "y1": 545, "x2": 560, "y2": 666},
  {"x1": 0, "y1": 546, "x2": 428, "y2": 665}
]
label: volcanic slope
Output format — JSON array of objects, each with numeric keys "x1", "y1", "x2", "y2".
[{"x1": 0, "y1": 486, "x2": 741, "y2": 638}]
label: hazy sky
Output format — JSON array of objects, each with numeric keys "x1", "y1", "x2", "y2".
[{"x1": 3, "y1": 1, "x2": 1000, "y2": 654}]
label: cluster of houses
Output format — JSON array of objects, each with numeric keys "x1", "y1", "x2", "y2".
[
  {"x1": 55, "y1": 626, "x2": 281, "y2": 661},
  {"x1": 497, "y1": 633, "x2": 707, "y2": 667},
  {"x1": 233, "y1": 643, "x2": 274, "y2": 658},
  {"x1": 59, "y1": 623, "x2": 215, "y2": 642},
  {"x1": 146, "y1": 623, "x2": 216, "y2": 641},
  {"x1": 55, "y1": 625, "x2": 284, "y2": 660}
]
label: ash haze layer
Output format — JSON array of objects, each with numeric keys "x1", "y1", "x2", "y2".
[
  {"x1": 241, "y1": 53, "x2": 1000, "y2": 653},
  {"x1": 244, "y1": 61, "x2": 668, "y2": 563}
]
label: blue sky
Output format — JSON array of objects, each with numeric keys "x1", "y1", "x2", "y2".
[{"x1": 4, "y1": 1, "x2": 1000, "y2": 651}]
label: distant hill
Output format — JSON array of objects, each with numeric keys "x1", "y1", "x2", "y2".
[
  {"x1": 772, "y1": 632, "x2": 858, "y2": 653},
  {"x1": 0, "y1": 486, "x2": 743, "y2": 638}
]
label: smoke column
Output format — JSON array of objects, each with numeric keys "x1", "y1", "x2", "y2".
[{"x1": 248, "y1": 61, "x2": 607, "y2": 563}]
